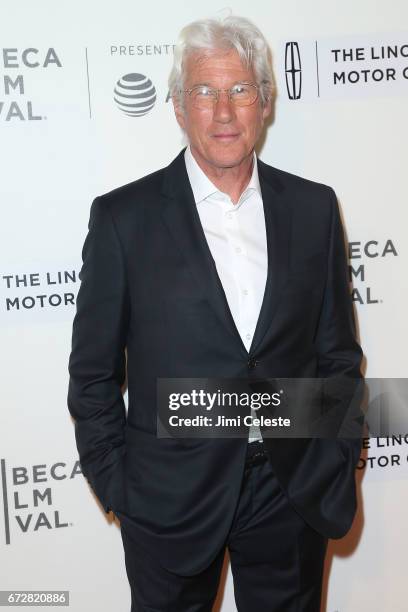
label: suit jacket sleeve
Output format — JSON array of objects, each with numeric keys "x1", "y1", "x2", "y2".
[
  {"x1": 67, "y1": 196, "x2": 129, "y2": 514},
  {"x1": 314, "y1": 187, "x2": 364, "y2": 462}
]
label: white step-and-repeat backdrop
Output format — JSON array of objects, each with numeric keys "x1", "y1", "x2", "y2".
[{"x1": 1, "y1": 1, "x2": 407, "y2": 610}]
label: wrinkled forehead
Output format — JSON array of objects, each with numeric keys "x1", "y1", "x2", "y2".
[{"x1": 182, "y1": 48, "x2": 254, "y2": 86}]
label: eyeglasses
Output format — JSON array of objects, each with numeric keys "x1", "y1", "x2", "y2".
[{"x1": 180, "y1": 82, "x2": 265, "y2": 110}]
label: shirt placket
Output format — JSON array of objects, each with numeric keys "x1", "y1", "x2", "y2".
[{"x1": 222, "y1": 197, "x2": 257, "y2": 351}]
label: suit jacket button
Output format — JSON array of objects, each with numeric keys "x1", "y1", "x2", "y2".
[{"x1": 247, "y1": 358, "x2": 258, "y2": 370}]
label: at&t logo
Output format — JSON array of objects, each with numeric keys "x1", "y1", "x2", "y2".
[{"x1": 114, "y1": 73, "x2": 156, "y2": 117}]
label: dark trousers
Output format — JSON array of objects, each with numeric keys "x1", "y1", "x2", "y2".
[{"x1": 120, "y1": 445, "x2": 328, "y2": 611}]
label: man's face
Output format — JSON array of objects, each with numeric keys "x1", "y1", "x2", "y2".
[{"x1": 173, "y1": 48, "x2": 271, "y2": 172}]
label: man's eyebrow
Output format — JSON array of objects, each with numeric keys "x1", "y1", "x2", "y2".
[
  {"x1": 189, "y1": 82, "x2": 213, "y2": 88},
  {"x1": 188, "y1": 81, "x2": 249, "y2": 88}
]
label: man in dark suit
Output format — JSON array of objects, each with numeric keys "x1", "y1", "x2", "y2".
[{"x1": 67, "y1": 14, "x2": 363, "y2": 612}]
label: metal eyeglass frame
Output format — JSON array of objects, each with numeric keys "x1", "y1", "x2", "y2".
[{"x1": 179, "y1": 81, "x2": 264, "y2": 107}]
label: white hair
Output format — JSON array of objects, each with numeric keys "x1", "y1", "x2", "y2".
[{"x1": 169, "y1": 15, "x2": 274, "y2": 109}]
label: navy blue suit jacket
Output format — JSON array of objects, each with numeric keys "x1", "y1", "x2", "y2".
[{"x1": 68, "y1": 148, "x2": 363, "y2": 575}]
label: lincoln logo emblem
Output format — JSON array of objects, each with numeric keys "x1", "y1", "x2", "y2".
[{"x1": 285, "y1": 42, "x2": 302, "y2": 100}]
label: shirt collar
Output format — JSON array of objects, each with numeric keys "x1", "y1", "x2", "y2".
[{"x1": 184, "y1": 144, "x2": 261, "y2": 206}]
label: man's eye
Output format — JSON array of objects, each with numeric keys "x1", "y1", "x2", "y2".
[
  {"x1": 196, "y1": 87, "x2": 213, "y2": 96},
  {"x1": 232, "y1": 84, "x2": 247, "y2": 95}
]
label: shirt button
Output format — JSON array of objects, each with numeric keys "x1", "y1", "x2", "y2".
[
  {"x1": 243, "y1": 289, "x2": 249, "y2": 295},
  {"x1": 226, "y1": 212, "x2": 233, "y2": 219},
  {"x1": 235, "y1": 246, "x2": 241, "y2": 253},
  {"x1": 247, "y1": 358, "x2": 258, "y2": 370},
  {"x1": 246, "y1": 333, "x2": 251, "y2": 340}
]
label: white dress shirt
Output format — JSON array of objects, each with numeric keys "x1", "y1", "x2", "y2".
[{"x1": 184, "y1": 145, "x2": 268, "y2": 443}]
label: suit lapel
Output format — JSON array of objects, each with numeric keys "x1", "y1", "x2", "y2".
[
  {"x1": 249, "y1": 159, "x2": 291, "y2": 354},
  {"x1": 160, "y1": 149, "x2": 291, "y2": 357},
  {"x1": 160, "y1": 149, "x2": 248, "y2": 355}
]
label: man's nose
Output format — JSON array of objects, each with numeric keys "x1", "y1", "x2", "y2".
[{"x1": 212, "y1": 91, "x2": 235, "y2": 122}]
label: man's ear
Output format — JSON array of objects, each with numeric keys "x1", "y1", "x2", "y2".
[
  {"x1": 262, "y1": 95, "x2": 272, "y2": 121},
  {"x1": 172, "y1": 95, "x2": 186, "y2": 131}
]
